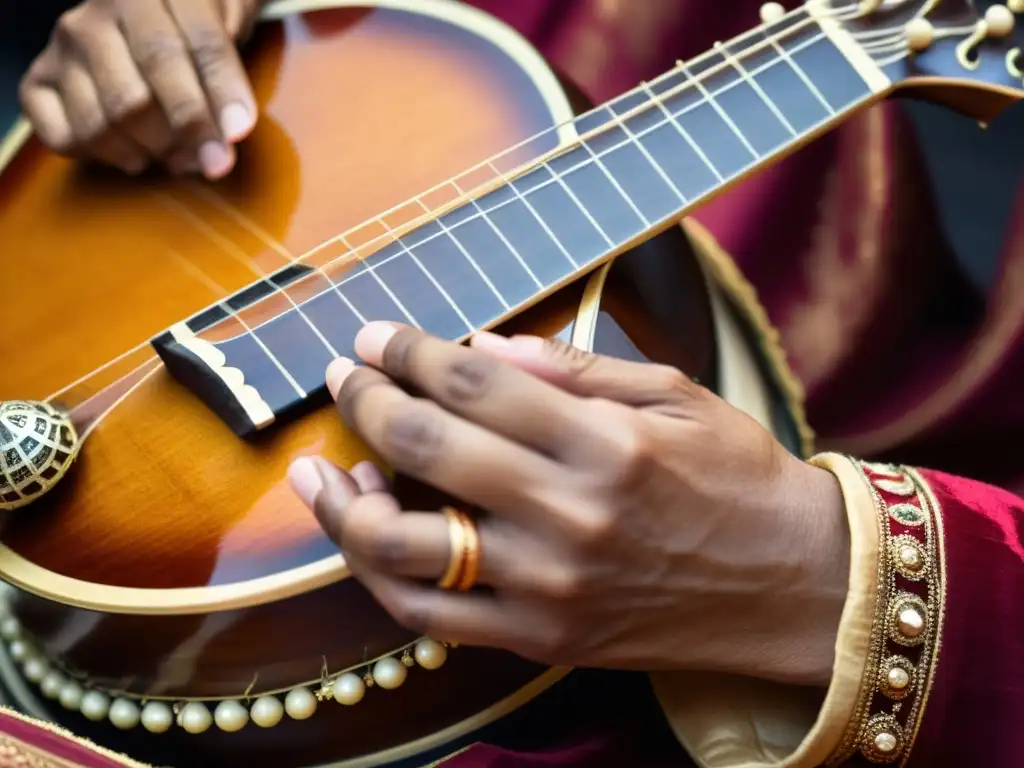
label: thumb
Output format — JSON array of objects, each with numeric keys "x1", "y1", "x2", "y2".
[{"x1": 470, "y1": 331, "x2": 702, "y2": 408}]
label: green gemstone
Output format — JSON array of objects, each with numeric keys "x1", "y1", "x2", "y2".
[{"x1": 889, "y1": 504, "x2": 925, "y2": 525}]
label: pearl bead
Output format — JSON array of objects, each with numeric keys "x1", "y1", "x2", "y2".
[
  {"x1": 0, "y1": 618, "x2": 21, "y2": 642},
  {"x1": 899, "y1": 545, "x2": 922, "y2": 570},
  {"x1": 905, "y1": 18, "x2": 935, "y2": 51},
  {"x1": 22, "y1": 656, "x2": 48, "y2": 683},
  {"x1": 214, "y1": 700, "x2": 249, "y2": 733},
  {"x1": 372, "y1": 657, "x2": 408, "y2": 690},
  {"x1": 250, "y1": 696, "x2": 284, "y2": 728},
  {"x1": 331, "y1": 673, "x2": 366, "y2": 706},
  {"x1": 888, "y1": 667, "x2": 910, "y2": 690},
  {"x1": 179, "y1": 702, "x2": 212, "y2": 734},
  {"x1": 284, "y1": 687, "x2": 317, "y2": 720},
  {"x1": 759, "y1": 2, "x2": 785, "y2": 23},
  {"x1": 414, "y1": 639, "x2": 447, "y2": 671},
  {"x1": 986, "y1": 5, "x2": 1016, "y2": 37},
  {"x1": 874, "y1": 731, "x2": 898, "y2": 753},
  {"x1": 1009, "y1": 0, "x2": 1024, "y2": 13},
  {"x1": 109, "y1": 698, "x2": 141, "y2": 730},
  {"x1": 141, "y1": 702, "x2": 173, "y2": 734},
  {"x1": 80, "y1": 691, "x2": 110, "y2": 722},
  {"x1": 898, "y1": 607, "x2": 925, "y2": 638},
  {"x1": 40, "y1": 671, "x2": 64, "y2": 700},
  {"x1": 59, "y1": 682, "x2": 83, "y2": 711},
  {"x1": 7, "y1": 640, "x2": 29, "y2": 663}
]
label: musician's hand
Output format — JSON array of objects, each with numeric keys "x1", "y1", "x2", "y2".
[
  {"x1": 19, "y1": 0, "x2": 265, "y2": 179},
  {"x1": 289, "y1": 323, "x2": 850, "y2": 686}
]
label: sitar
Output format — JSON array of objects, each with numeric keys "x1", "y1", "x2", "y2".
[{"x1": 0, "y1": 0, "x2": 1020, "y2": 765}]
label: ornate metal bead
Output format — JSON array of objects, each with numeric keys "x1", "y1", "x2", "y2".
[{"x1": 0, "y1": 401, "x2": 80, "y2": 512}]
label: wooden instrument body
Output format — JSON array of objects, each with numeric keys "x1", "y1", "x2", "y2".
[{"x1": 0, "y1": 2, "x2": 724, "y2": 764}]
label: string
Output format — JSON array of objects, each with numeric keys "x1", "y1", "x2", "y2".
[{"x1": 45, "y1": 0, "x2": 871, "y2": 406}]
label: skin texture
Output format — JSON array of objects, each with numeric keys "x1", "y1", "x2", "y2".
[
  {"x1": 18, "y1": 0, "x2": 266, "y2": 178},
  {"x1": 289, "y1": 322, "x2": 851, "y2": 687}
]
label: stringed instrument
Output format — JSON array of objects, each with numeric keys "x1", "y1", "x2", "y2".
[{"x1": 0, "y1": 0, "x2": 1020, "y2": 765}]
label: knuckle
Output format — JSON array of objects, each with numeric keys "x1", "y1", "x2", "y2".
[
  {"x1": 602, "y1": 417, "x2": 656, "y2": 491},
  {"x1": 187, "y1": 28, "x2": 234, "y2": 73},
  {"x1": 380, "y1": 327, "x2": 418, "y2": 377},
  {"x1": 540, "y1": 566, "x2": 584, "y2": 601},
  {"x1": 442, "y1": 354, "x2": 498, "y2": 403},
  {"x1": 389, "y1": 599, "x2": 431, "y2": 635},
  {"x1": 363, "y1": 529, "x2": 409, "y2": 572},
  {"x1": 543, "y1": 339, "x2": 597, "y2": 375},
  {"x1": 569, "y1": 509, "x2": 618, "y2": 550},
  {"x1": 54, "y1": 8, "x2": 89, "y2": 41},
  {"x1": 654, "y1": 364, "x2": 699, "y2": 397},
  {"x1": 381, "y1": 401, "x2": 444, "y2": 472},
  {"x1": 104, "y1": 87, "x2": 150, "y2": 123},
  {"x1": 134, "y1": 36, "x2": 189, "y2": 74}
]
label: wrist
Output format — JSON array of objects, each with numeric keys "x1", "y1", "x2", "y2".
[{"x1": 730, "y1": 457, "x2": 850, "y2": 687}]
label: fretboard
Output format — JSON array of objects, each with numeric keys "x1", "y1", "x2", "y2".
[{"x1": 152, "y1": 10, "x2": 888, "y2": 437}]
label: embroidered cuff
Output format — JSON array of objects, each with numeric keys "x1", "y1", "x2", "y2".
[
  {"x1": 822, "y1": 459, "x2": 946, "y2": 765},
  {"x1": 650, "y1": 454, "x2": 944, "y2": 768}
]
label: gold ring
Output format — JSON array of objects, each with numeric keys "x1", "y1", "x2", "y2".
[
  {"x1": 454, "y1": 509, "x2": 480, "y2": 592},
  {"x1": 438, "y1": 507, "x2": 467, "y2": 591}
]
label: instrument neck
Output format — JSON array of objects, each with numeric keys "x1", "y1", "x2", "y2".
[{"x1": 153, "y1": 6, "x2": 888, "y2": 436}]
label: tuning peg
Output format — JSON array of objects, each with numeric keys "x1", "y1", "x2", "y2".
[
  {"x1": 759, "y1": 2, "x2": 785, "y2": 23},
  {"x1": 985, "y1": 5, "x2": 1016, "y2": 38},
  {"x1": 955, "y1": 5, "x2": 1017, "y2": 71}
]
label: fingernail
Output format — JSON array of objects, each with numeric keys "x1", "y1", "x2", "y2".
[
  {"x1": 288, "y1": 456, "x2": 324, "y2": 508},
  {"x1": 220, "y1": 102, "x2": 254, "y2": 142},
  {"x1": 198, "y1": 141, "x2": 234, "y2": 179},
  {"x1": 325, "y1": 357, "x2": 355, "y2": 399},
  {"x1": 354, "y1": 322, "x2": 399, "y2": 365},
  {"x1": 470, "y1": 330, "x2": 510, "y2": 353},
  {"x1": 507, "y1": 335, "x2": 547, "y2": 357}
]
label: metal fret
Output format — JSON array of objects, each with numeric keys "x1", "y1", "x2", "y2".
[
  {"x1": 714, "y1": 41, "x2": 797, "y2": 137},
  {"x1": 413, "y1": 197, "x2": 512, "y2": 311},
  {"x1": 377, "y1": 223, "x2": 475, "y2": 334},
  {"x1": 675, "y1": 60, "x2": 760, "y2": 161},
  {"x1": 603, "y1": 104, "x2": 688, "y2": 205},
  {"x1": 486, "y1": 160, "x2": 579, "y2": 269},
  {"x1": 339, "y1": 236, "x2": 422, "y2": 329},
  {"x1": 638, "y1": 80, "x2": 725, "y2": 183}
]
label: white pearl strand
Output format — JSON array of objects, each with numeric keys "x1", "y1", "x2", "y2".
[{"x1": 0, "y1": 596, "x2": 449, "y2": 736}]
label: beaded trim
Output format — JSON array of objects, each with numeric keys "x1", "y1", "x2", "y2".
[
  {"x1": 829, "y1": 461, "x2": 945, "y2": 765},
  {"x1": 0, "y1": 591, "x2": 453, "y2": 737}
]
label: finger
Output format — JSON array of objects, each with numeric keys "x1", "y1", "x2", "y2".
[
  {"x1": 19, "y1": 80, "x2": 74, "y2": 154},
  {"x1": 333, "y1": 364, "x2": 561, "y2": 527},
  {"x1": 345, "y1": 323, "x2": 626, "y2": 461},
  {"x1": 471, "y1": 331, "x2": 705, "y2": 409},
  {"x1": 70, "y1": 20, "x2": 173, "y2": 159},
  {"x1": 354, "y1": 566, "x2": 546, "y2": 656},
  {"x1": 167, "y1": 0, "x2": 257, "y2": 142},
  {"x1": 58, "y1": 62, "x2": 148, "y2": 173},
  {"x1": 119, "y1": 0, "x2": 233, "y2": 179}
]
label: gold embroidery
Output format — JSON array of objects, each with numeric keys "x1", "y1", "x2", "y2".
[
  {"x1": 0, "y1": 708, "x2": 150, "y2": 768},
  {"x1": 874, "y1": 476, "x2": 916, "y2": 496},
  {"x1": 827, "y1": 462, "x2": 944, "y2": 766},
  {"x1": 878, "y1": 655, "x2": 916, "y2": 702},
  {"x1": 889, "y1": 535, "x2": 928, "y2": 581},
  {"x1": 887, "y1": 592, "x2": 929, "y2": 648}
]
